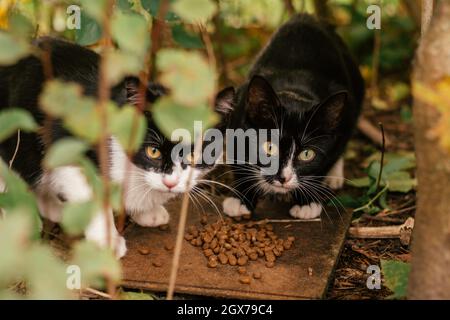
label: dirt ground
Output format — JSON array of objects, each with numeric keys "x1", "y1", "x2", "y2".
[{"x1": 326, "y1": 101, "x2": 415, "y2": 300}]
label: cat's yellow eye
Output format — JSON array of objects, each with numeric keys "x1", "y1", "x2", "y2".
[
  {"x1": 298, "y1": 149, "x2": 316, "y2": 162},
  {"x1": 146, "y1": 146, "x2": 161, "y2": 160},
  {"x1": 262, "y1": 141, "x2": 278, "y2": 156}
]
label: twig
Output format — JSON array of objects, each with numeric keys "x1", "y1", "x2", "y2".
[
  {"x1": 117, "y1": 1, "x2": 165, "y2": 233},
  {"x1": 283, "y1": 0, "x2": 296, "y2": 16},
  {"x1": 97, "y1": 0, "x2": 116, "y2": 297},
  {"x1": 370, "y1": 22, "x2": 381, "y2": 99},
  {"x1": 357, "y1": 116, "x2": 391, "y2": 147},
  {"x1": 8, "y1": 130, "x2": 21, "y2": 168},
  {"x1": 149, "y1": 0, "x2": 170, "y2": 79},
  {"x1": 360, "y1": 214, "x2": 404, "y2": 224},
  {"x1": 82, "y1": 287, "x2": 113, "y2": 299},
  {"x1": 353, "y1": 184, "x2": 388, "y2": 213},
  {"x1": 384, "y1": 205, "x2": 416, "y2": 216},
  {"x1": 348, "y1": 217, "x2": 415, "y2": 245},
  {"x1": 261, "y1": 218, "x2": 321, "y2": 223},
  {"x1": 375, "y1": 122, "x2": 385, "y2": 191},
  {"x1": 167, "y1": 135, "x2": 203, "y2": 300}
]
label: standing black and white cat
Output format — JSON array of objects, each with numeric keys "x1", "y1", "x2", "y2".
[
  {"x1": 0, "y1": 38, "x2": 223, "y2": 258},
  {"x1": 218, "y1": 14, "x2": 364, "y2": 220}
]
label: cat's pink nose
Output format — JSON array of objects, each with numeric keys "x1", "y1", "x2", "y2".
[
  {"x1": 281, "y1": 174, "x2": 293, "y2": 184},
  {"x1": 163, "y1": 177, "x2": 179, "y2": 189}
]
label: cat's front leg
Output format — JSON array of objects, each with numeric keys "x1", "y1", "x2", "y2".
[
  {"x1": 324, "y1": 157, "x2": 344, "y2": 190},
  {"x1": 38, "y1": 166, "x2": 127, "y2": 258},
  {"x1": 131, "y1": 205, "x2": 169, "y2": 227}
]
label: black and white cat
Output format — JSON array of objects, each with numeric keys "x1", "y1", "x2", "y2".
[
  {"x1": 0, "y1": 38, "x2": 223, "y2": 258},
  {"x1": 219, "y1": 14, "x2": 364, "y2": 220}
]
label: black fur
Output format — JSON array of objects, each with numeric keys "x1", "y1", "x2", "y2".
[{"x1": 0, "y1": 38, "x2": 217, "y2": 186}]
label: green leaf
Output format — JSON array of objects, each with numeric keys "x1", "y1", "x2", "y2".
[
  {"x1": 172, "y1": 24, "x2": 204, "y2": 49},
  {"x1": 25, "y1": 244, "x2": 72, "y2": 299},
  {"x1": 388, "y1": 82, "x2": 410, "y2": 102},
  {"x1": 0, "y1": 212, "x2": 32, "y2": 283},
  {"x1": 61, "y1": 201, "x2": 98, "y2": 236},
  {"x1": 0, "y1": 160, "x2": 42, "y2": 235},
  {"x1": 72, "y1": 240, "x2": 121, "y2": 289},
  {"x1": 346, "y1": 176, "x2": 370, "y2": 188},
  {"x1": 75, "y1": 12, "x2": 102, "y2": 46},
  {"x1": 383, "y1": 154, "x2": 416, "y2": 174},
  {"x1": 0, "y1": 32, "x2": 30, "y2": 66},
  {"x1": 40, "y1": 81, "x2": 84, "y2": 117},
  {"x1": 385, "y1": 171, "x2": 417, "y2": 193},
  {"x1": 0, "y1": 109, "x2": 38, "y2": 142},
  {"x1": 157, "y1": 49, "x2": 216, "y2": 107},
  {"x1": 152, "y1": 97, "x2": 219, "y2": 139},
  {"x1": 80, "y1": 0, "x2": 106, "y2": 22},
  {"x1": 173, "y1": 0, "x2": 217, "y2": 23},
  {"x1": 8, "y1": 12, "x2": 35, "y2": 39},
  {"x1": 381, "y1": 259, "x2": 411, "y2": 299},
  {"x1": 106, "y1": 51, "x2": 142, "y2": 85},
  {"x1": 111, "y1": 12, "x2": 150, "y2": 58},
  {"x1": 40, "y1": 80, "x2": 101, "y2": 143},
  {"x1": 329, "y1": 194, "x2": 367, "y2": 209},
  {"x1": 141, "y1": 0, "x2": 179, "y2": 21},
  {"x1": 110, "y1": 105, "x2": 147, "y2": 152},
  {"x1": 44, "y1": 138, "x2": 89, "y2": 169}
]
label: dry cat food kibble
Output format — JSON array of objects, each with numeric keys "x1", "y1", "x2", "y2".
[{"x1": 185, "y1": 217, "x2": 296, "y2": 280}]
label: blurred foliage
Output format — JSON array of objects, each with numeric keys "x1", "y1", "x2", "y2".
[{"x1": 0, "y1": 0, "x2": 423, "y2": 299}]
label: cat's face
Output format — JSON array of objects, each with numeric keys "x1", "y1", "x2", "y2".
[
  {"x1": 227, "y1": 75, "x2": 347, "y2": 194},
  {"x1": 130, "y1": 113, "x2": 218, "y2": 193},
  {"x1": 111, "y1": 80, "x2": 228, "y2": 194}
]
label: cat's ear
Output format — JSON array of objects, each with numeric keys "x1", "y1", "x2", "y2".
[
  {"x1": 215, "y1": 86, "x2": 235, "y2": 116},
  {"x1": 246, "y1": 75, "x2": 280, "y2": 125},
  {"x1": 317, "y1": 91, "x2": 348, "y2": 129},
  {"x1": 124, "y1": 77, "x2": 167, "y2": 106}
]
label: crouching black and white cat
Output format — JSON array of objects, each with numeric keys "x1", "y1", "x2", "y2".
[
  {"x1": 0, "y1": 38, "x2": 224, "y2": 258},
  {"x1": 219, "y1": 14, "x2": 364, "y2": 220}
]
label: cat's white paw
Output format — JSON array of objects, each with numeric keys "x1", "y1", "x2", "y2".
[
  {"x1": 289, "y1": 203, "x2": 322, "y2": 219},
  {"x1": 324, "y1": 157, "x2": 344, "y2": 190},
  {"x1": 37, "y1": 194, "x2": 63, "y2": 223},
  {"x1": 132, "y1": 206, "x2": 170, "y2": 227},
  {"x1": 85, "y1": 211, "x2": 127, "y2": 259},
  {"x1": 222, "y1": 197, "x2": 250, "y2": 217},
  {"x1": 85, "y1": 228, "x2": 127, "y2": 259}
]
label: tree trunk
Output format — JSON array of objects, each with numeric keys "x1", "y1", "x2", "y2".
[{"x1": 408, "y1": 0, "x2": 450, "y2": 299}]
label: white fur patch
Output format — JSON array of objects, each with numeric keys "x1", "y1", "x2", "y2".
[
  {"x1": 84, "y1": 210, "x2": 127, "y2": 259},
  {"x1": 131, "y1": 205, "x2": 169, "y2": 227},
  {"x1": 289, "y1": 202, "x2": 322, "y2": 219},
  {"x1": 324, "y1": 157, "x2": 344, "y2": 190},
  {"x1": 36, "y1": 166, "x2": 127, "y2": 258},
  {"x1": 36, "y1": 166, "x2": 93, "y2": 222},
  {"x1": 222, "y1": 197, "x2": 250, "y2": 217}
]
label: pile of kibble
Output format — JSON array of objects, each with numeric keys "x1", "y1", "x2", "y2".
[{"x1": 185, "y1": 217, "x2": 295, "y2": 279}]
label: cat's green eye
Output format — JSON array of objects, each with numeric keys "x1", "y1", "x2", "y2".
[
  {"x1": 298, "y1": 149, "x2": 316, "y2": 162},
  {"x1": 146, "y1": 146, "x2": 161, "y2": 160},
  {"x1": 262, "y1": 141, "x2": 278, "y2": 156}
]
